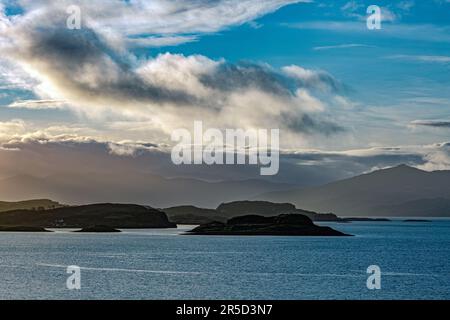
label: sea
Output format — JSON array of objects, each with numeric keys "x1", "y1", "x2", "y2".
[{"x1": 0, "y1": 220, "x2": 449, "y2": 300}]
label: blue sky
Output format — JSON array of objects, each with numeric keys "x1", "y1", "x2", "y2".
[{"x1": 146, "y1": 0, "x2": 450, "y2": 146}]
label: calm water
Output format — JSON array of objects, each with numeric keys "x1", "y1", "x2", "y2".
[{"x1": 0, "y1": 220, "x2": 449, "y2": 300}]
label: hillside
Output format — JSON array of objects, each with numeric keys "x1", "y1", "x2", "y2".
[
  {"x1": 256, "y1": 165, "x2": 450, "y2": 217},
  {"x1": 0, "y1": 173, "x2": 292, "y2": 208},
  {"x1": 0, "y1": 199, "x2": 64, "y2": 212},
  {"x1": 188, "y1": 214, "x2": 351, "y2": 236},
  {"x1": 164, "y1": 201, "x2": 341, "y2": 224},
  {"x1": 0, "y1": 203, "x2": 176, "y2": 228}
]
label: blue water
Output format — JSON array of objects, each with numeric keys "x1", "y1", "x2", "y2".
[{"x1": 0, "y1": 220, "x2": 449, "y2": 300}]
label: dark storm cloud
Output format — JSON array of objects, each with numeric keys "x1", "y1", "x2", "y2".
[
  {"x1": 281, "y1": 113, "x2": 346, "y2": 135},
  {"x1": 199, "y1": 62, "x2": 293, "y2": 96},
  {"x1": 2, "y1": 3, "x2": 348, "y2": 139},
  {"x1": 22, "y1": 26, "x2": 197, "y2": 105},
  {"x1": 282, "y1": 149, "x2": 425, "y2": 168},
  {"x1": 411, "y1": 120, "x2": 450, "y2": 128}
]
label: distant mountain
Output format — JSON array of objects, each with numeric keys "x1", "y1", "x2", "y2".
[
  {"x1": 163, "y1": 205, "x2": 226, "y2": 224},
  {"x1": 256, "y1": 165, "x2": 450, "y2": 217},
  {"x1": 217, "y1": 201, "x2": 341, "y2": 221},
  {"x1": 0, "y1": 199, "x2": 64, "y2": 212},
  {"x1": 374, "y1": 197, "x2": 450, "y2": 217},
  {"x1": 0, "y1": 172, "x2": 292, "y2": 208},
  {"x1": 0, "y1": 203, "x2": 176, "y2": 228},
  {"x1": 163, "y1": 201, "x2": 341, "y2": 224}
]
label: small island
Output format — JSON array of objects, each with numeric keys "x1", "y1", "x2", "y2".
[
  {"x1": 0, "y1": 226, "x2": 51, "y2": 232},
  {"x1": 74, "y1": 225, "x2": 122, "y2": 233},
  {"x1": 187, "y1": 214, "x2": 352, "y2": 236}
]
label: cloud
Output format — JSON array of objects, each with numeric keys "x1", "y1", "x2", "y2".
[
  {"x1": 410, "y1": 120, "x2": 450, "y2": 128},
  {"x1": 287, "y1": 21, "x2": 450, "y2": 43},
  {"x1": 8, "y1": 99, "x2": 67, "y2": 109},
  {"x1": 281, "y1": 113, "x2": 346, "y2": 136},
  {"x1": 397, "y1": 1, "x2": 415, "y2": 11},
  {"x1": 0, "y1": 6, "x2": 347, "y2": 143},
  {"x1": 340, "y1": 2, "x2": 398, "y2": 22},
  {"x1": 0, "y1": 119, "x2": 26, "y2": 136},
  {"x1": 386, "y1": 55, "x2": 450, "y2": 63},
  {"x1": 282, "y1": 142, "x2": 450, "y2": 173},
  {"x1": 1, "y1": 121, "x2": 450, "y2": 204},
  {"x1": 282, "y1": 65, "x2": 342, "y2": 92},
  {"x1": 341, "y1": 1, "x2": 365, "y2": 13},
  {"x1": 379, "y1": 7, "x2": 399, "y2": 23},
  {"x1": 313, "y1": 43, "x2": 373, "y2": 51},
  {"x1": 126, "y1": 35, "x2": 198, "y2": 48},
  {"x1": 4, "y1": 0, "x2": 304, "y2": 47},
  {"x1": 417, "y1": 142, "x2": 450, "y2": 171},
  {"x1": 4, "y1": 24, "x2": 197, "y2": 106}
]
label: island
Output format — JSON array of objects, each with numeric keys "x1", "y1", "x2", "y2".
[
  {"x1": 0, "y1": 203, "x2": 176, "y2": 229},
  {"x1": 403, "y1": 219, "x2": 432, "y2": 223},
  {"x1": 74, "y1": 225, "x2": 122, "y2": 233},
  {"x1": 0, "y1": 226, "x2": 51, "y2": 232},
  {"x1": 164, "y1": 201, "x2": 344, "y2": 225},
  {"x1": 164, "y1": 205, "x2": 226, "y2": 224},
  {"x1": 187, "y1": 214, "x2": 352, "y2": 236}
]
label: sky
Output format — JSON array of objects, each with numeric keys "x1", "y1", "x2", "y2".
[{"x1": 0, "y1": 0, "x2": 449, "y2": 203}]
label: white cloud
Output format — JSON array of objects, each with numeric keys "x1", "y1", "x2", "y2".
[
  {"x1": 126, "y1": 35, "x2": 198, "y2": 48},
  {"x1": 410, "y1": 120, "x2": 450, "y2": 128},
  {"x1": 0, "y1": 0, "x2": 346, "y2": 147},
  {"x1": 313, "y1": 43, "x2": 372, "y2": 51},
  {"x1": 397, "y1": 1, "x2": 415, "y2": 11},
  {"x1": 0, "y1": 119, "x2": 26, "y2": 135},
  {"x1": 0, "y1": 8, "x2": 347, "y2": 146},
  {"x1": 4, "y1": 0, "x2": 304, "y2": 48},
  {"x1": 287, "y1": 21, "x2": 450, "y2": 43},
  {"x1": 386, "y1": 55, "x2": 450, "y2": 63},
  {"x1": 8, "y1": 99, "x2": 67, "y2": 109},
  {"x1": 380, "y1": 7, "x2": 398, "y2": 23}
]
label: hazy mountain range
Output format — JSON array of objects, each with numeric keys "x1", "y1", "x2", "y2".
[
  {"x1": 1, "y1": 165, "x2": 449, "y2": 217},
  {"x1": 256, "y1": 165, "x2": 450, "y2": 217},
  {"x1": 0, "y1": 172, "x2": 292, "y2": 208}
]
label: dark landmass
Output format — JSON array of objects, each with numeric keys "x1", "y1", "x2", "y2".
[
  {"x1": 0, "y1": 226, "x2": 51, "y2": 232},
  {"x1": 0, "y1": 199, "x2": 64, "y2": 212},
  {"x1": 75, "y1": 225, "x2": 122, "y2": 232},
  {"x1": 403, "y1": 219, "x2": 432, "y2": 222},
  {"x1": 164, "y1": 201, "x2": 343, "y2": 224},
  {"x1": 257, "y1": 165, "x2": 450, "y2": 217},
  {"x1": 187, "y1": 214, "x2": 351, "y2": 236},
  {"x1": 376, "y1": 198, "x2": 450, "y2": 218},
  {"x1": 0, "y1": 203, "x2": 176, "y2": 229},
  {"x1": 164, "y1": 205, "x2": 227, "y2": 224},
  {"x1": 218, "y1": 201, "x2": 346, "y2": 222}
]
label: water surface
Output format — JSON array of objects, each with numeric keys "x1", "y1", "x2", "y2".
[{"x1": 0, "y1": 220, "x2": 449, "y2": 299}]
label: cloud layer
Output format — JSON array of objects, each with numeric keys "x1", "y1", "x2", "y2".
[{"x1": 0, "y1": 1, "x2": 347, "y2": 147}]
